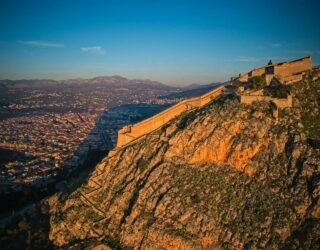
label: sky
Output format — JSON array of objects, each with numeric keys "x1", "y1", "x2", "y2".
[{"x1": 0, "y1": 0, "x2": 319, "y2": 86}]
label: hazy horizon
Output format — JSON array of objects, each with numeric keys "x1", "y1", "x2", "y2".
[
  {"x1": 1, "y1": 0, "x2": 320, "y2": 86},
  {"x1": 0, "y1": 74, "x2": 221, "y2": 87}
]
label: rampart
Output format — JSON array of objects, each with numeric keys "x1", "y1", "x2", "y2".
[
  {"x1": 278, "y1": 73, "x2": 304, "y2": 84},
  {"x1": 116, "y1": 85, "x2": 226, "y2": 147},
  {"x1": 273, "y1": 57, "x2": 311, "y2": 78},
  {"x1": 234, "y1": 56, "x2": 312, "y2": 84},
  {"x1": 240, "y1": 94, "x2": 292, "y2": 108}
]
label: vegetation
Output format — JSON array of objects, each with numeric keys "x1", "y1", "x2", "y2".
[
  {"x1": 8, "y1": 70, "x2": 319, "y2": 250},
  {"x1": 176, "y1": 111, "x2": 196, "y2": 129},
  {"x1": 302, "y1": 112, "x2": 320, "y2": 140},
  {"x1": 104, "y1": 238, "x2": 123, "y2": 250},
  {"x1": 266, "y1": 84, "x2": 291, "y2": 98},
  {"x1": 211, "y1": 93, "x2": 233, "y2": 106},
  {"x1": 137, "y1": 158, "x2": 149, "y2": 172},
  {"x1": 307, "y1": 138, "x2": 320, "y2": 149},
  {"x1": 292, "y1": 74, "x2": 320, "y2": 141},
  {"x1": 248, "y1": 76, "x2": 267, "y2": 89}
]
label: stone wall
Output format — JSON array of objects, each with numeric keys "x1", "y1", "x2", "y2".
[
  {"x1": 250, "y1": 67, "x2": 266, "y2": 77},
  {"x1": 232, "y1": 56, "x2": 312, "y2": 85},
  {"x1": 240, "y1": 95, "x2": 292, "y2": 108},
  {"x1": 265, "y1": 74, "x2": 274, "y2": 84},
  {"x1": 117, "y1": 86, "x2": 226, "y2": 147},
  {"x1": 274, "y1": 57, "x2": 312, "y2": 78},
  {"x1": 239, "y1": 74, "x2": 249, "y2": 82},
  {"x1": 279, "y1": 73, "x2": 304, "y2": 84}
]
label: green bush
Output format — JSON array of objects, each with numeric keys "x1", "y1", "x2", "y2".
[
  {"x1": 176, "y1": 112, "x2": 195, "y2": 129},
  {"x1": 138, "y1": 158, "x2": 149, "y2": 172},
  {"x1": 248, "y1": 76, "x2": 267, "y2": 89},
  {"x1": 267, "y1": 84, "x2": 291, "y2": 98}
]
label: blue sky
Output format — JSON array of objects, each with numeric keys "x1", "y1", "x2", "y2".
[{"x1": 0, "y1": 0, "x2": 319, "y2": 85}]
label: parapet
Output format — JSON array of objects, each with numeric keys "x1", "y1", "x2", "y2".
[
  {"x1": 116, "y1": 85, "x2": 227, "y2": 148},
  {"x1": 240, "y1": 94, "x2": 292, "y2": 109},
  {"x1": 231, "y1": 56, "x2": 312, "y2": 85}
]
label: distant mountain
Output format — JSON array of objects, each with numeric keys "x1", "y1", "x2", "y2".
[
  {"x1": 61, "y1": 75, "x2": 129, "y2": 85},
  {"x1": 0, "y1": 76, "x2": 174, "y2": 90},
  {"x1": 0, "y1": 79, "x2": 60, "y2": 88}
]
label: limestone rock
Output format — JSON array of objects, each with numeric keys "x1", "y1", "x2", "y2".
[{"x1": 49, "y1": 75, "x2": 320, "y2": 249}]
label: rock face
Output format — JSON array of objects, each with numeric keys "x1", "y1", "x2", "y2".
[{"x1": 49, "y1": 74, "x2": 320, "y2": 249}]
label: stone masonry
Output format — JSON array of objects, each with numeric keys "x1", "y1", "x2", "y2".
[{"x1": 116, "y1": 85, "x2": 226, "y2": 147}]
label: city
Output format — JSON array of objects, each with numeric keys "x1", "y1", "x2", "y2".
[
  {"x1": 0, "y1": 0, "x2": 319, "y2": 249},
  {"x1": 0, "y1": 77, "x2": 179, "y2": 195}
]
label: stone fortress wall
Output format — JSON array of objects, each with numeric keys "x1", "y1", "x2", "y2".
[
  {"x1": 235, "y1": 56, "x2": 312, "y2": 84},
  {"x1": 274, "y1": 57, "x2": 311, "y2": 76},
  {"x1": 115, "y1": 57, "x2": 313, "y2": 148},
  {"x1": 233, "y1": 57, "x2": 314, "y2": 110},
  {"x1": 240, "y1": 94, "x2": 293, "y2": 108},
  {"x1": 116, "y1": 85, "x2": 226, "y2": 147}
]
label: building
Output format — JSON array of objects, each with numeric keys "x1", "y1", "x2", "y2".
[{"x1": 232, "y1": 56, "x2": 312, "y2": 84}]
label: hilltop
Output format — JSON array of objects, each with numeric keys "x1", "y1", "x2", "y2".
[
  {"x1": 0, "y1": 76, "x2": 173, "y2": 90},
  {"x1": 47, "y1": 69, "x2": 320, "y2": 249}
]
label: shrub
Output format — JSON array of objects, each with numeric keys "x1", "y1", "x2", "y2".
[
  {"x1": 307, "y1": 138, "x2": 320, "y2": 149},
  {"x1": 267, "y1": 84, "x2": 291, "y2": 98},
  {"x1": 176, "y1": 112, "x2": 195, "y2": 129},
  {"x1": 138, "y1": 158, "x2": 149, "y2": 172},
  {"x1": 248, "y1": 76, "x2": 267, "y2": 89}
]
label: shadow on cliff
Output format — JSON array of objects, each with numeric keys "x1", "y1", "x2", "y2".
[
  {"x1": 0, "y1": 109, "x2": 111, "y2": 249},
  {"x1": 0, "y1": 103, "x2": 173, "y2": 250}
]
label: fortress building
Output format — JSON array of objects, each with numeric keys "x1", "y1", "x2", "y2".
[
  {"x1": 231, "y1": 56, "x2": 312, "y2": 84},
  {"x1": 116, "y1": 86, "x2": 227, "y2": 148},
  {"x1": 114, "y1": 56, "x2": 314, "y2": 149}
]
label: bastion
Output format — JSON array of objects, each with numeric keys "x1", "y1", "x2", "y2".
[
  {"x1": 116, "y1": 85, "x2": 227, "y2": 147},
  {"x1": 232, "y1": 56, "x2": 312, "y2": 85}
]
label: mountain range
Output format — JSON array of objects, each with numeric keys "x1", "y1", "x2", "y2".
[{"x1": 0, "y1": 76, "x2": 173, "y2": 90}]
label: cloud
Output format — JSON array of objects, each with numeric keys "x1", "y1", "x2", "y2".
[
  {"x1": 270, "y1": 43, "x2": 282, "y2": 48},
  {"x1": 81, "y1": 46, "x2": 105, "y2": 55},
  {"x1": 18, "y1": 40, "x2": 64, "y2": 48}
]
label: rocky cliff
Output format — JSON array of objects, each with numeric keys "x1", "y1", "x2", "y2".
[{"x1": 49, "y1": 71, "x2": 320, "y2": 249}]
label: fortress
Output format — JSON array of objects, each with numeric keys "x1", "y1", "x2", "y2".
[
  {"x1": 114, "y1": 56, "x2": 313, "y2": 148},
  {"x1": 231, "y1": 56, "x2": 312, "y2": 84},
  {"x1": 116, "y1": 86, "x2": 226, "y2": 147},
  {"x1": 233, "y1": 56, "x2": 314, "y2": 118}
]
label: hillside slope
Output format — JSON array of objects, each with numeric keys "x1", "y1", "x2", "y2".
[{"x1": 49, "y1": 72, "x2": 320, "y2": 249}]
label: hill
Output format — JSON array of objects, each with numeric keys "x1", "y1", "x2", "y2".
[
  {"x1": 47, "y1": 70, "x2": 320, "y2": 249},
  {"x1": 0, "y1": 76, "x2": 174, "y2": 91}
]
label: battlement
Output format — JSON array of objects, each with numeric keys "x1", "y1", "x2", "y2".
[
  {"x1": 116, "y1": 85, "x2": 226, "y2": 147},
  {"x1": 233, "y1": 56, "x2": 312, "y2": 84}
]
